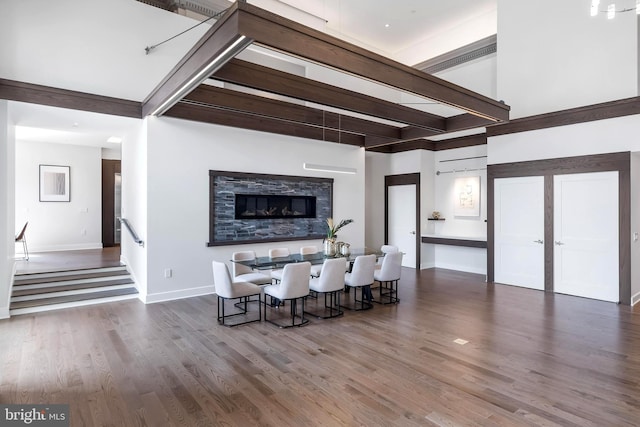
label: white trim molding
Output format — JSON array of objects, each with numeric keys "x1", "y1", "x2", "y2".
[
  {"x1": 632, "y1": 292, "x2": 640, "y2": 306},
  {"x1": 143, "y1": 285, "x2": 216, "y2": 304}
]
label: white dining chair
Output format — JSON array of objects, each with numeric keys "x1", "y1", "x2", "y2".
[
  {"x1": 343, "y1": 254, "x2": 376, "y2": 311},
  {"x1": 270, "y1": 248, "x2": 291, "y2": 282},
  {"x1": 231, "y1": 251, "x2": 272, "y2": 285},
  {"x1": 373, "y1": 251, "x2": 403, "y2": 304},
  {"x1": 212, "y1": 260, "x2": 262, "y2": 327},
  {"x1": 263, "y1": 262, "x2": 311, "y2": 328},
  {"x1": 300, "y1": 246, "x2": 323, "y2": 277},
  {"x1": 305, "y1": 258, "x2": 346, "y2": 319}
]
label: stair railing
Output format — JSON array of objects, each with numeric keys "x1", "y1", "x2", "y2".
[{"x1": 118, "y1": 218, "x2": 144, "y2": 247}]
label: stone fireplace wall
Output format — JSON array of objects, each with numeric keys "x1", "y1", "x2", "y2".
[{"x1": 209, "y1": 171, "x2": 333, "y2": 245}]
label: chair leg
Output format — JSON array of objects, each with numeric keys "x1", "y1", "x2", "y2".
[
  {"x1": 218, "y1": 294, "x2": 261, "y2": 327},
  {"x1": 339, "y1": 286, "x2": 372, "y2": 311},
  {"x1": 265, "y1": 296, "x2": 310, "y2": 328},
  {"x1": 376, "y1": 280, "x2": 400, "y2": 304}
]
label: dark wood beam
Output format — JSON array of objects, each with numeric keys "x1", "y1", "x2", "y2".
[
  {"x1": 432, "y1": 134, "x2": 487, "y2": 151},
  {"x1": 487, "y1": 96, "x2": 640, "y2": 137},
  {"x1": 235, "y1": 2, "x2": 510, "y2": 122},
  {"x1": 142, "y1": 3, "x2": 252, "y2": 116},
  {"x1": 214, "y1": 59, "x2": 447, "y2": 131},
  {"x1": 185, "y1": 85, "x2": 402, "y2": 138},
  {"x1": 166, "y1": 101, "x2": 364, "y2": 145},
  {"x1": 0, "y1": 79, "x2": 141, "y2": 118}
]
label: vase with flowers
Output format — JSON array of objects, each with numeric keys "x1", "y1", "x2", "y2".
[{"x1": 324, "y1": 218, "x2": 354, "y2": 256}]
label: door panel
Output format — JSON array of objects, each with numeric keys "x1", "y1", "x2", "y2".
[
  {"x1": 554, "y1": 171, "x2": 618, "y2": 302},
  {"x1": 389, "y1": 184, "x2": 416, "y2": 268},
  {"x1": 494, "y1": 176, "x2": 545, "y2": 289}
]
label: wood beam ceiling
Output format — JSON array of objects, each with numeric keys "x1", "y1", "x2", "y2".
[{"x1": 142, "y1": 1, "x2": 510, "y2": 152}]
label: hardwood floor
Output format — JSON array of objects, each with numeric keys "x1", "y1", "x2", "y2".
[
  {"x1": 14, "y1": 247, "x2": 122, "y2": 274},
  {"x1": 1, "y1": 268, "x2": 639, "y2": 426}
]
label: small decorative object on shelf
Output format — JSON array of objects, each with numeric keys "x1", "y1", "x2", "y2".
[{"x1": 430, "y1": 211, "x2": 443, "y2": 220}]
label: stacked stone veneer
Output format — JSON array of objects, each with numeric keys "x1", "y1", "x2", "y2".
[{"x1": 211, "y1": 173, "x2": 332, "y2": 244}]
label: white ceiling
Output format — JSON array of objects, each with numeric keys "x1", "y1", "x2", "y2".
[
  {"x1": 9, "y1": 0, "x2": 496, "y2": 148},
  {"x1": 273, "y1": 0, "x2": 496, "y2": 57}
]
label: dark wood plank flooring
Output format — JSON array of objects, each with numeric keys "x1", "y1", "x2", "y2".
[{"x1": 1, "y1": 268, "x2": 639, "y2": 426}]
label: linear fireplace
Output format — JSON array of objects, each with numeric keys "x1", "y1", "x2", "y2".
[{"x1": 235, "y1": 194, "x2": 316, "y2": 219}]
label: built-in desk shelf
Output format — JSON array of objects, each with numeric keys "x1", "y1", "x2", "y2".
[
  {"x1": 427, "y1": 218, "x2": 445, "y2": 221},
  {"x1": 421, "y1": 234, "x2": 487, "y2": 249}
]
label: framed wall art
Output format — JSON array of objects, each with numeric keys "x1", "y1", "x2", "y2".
[
  {"x1": 39, "y1": 165, "x2": 70, "y2": 202},
  {"x1": 453, "y1": 176, "x2": 480, "y2": 217}
]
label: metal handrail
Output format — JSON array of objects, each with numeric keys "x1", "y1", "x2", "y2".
[{"x1": 118, "y1": 217, "x2": 144, "y2": 247}]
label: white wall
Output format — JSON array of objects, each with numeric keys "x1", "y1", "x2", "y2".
[
  {"x1": 435, "y1": 53, "x2": 497, "y2": 100},
  {"x1": 489, "y1": 114, "x2": 640, "y2": 165},
  {"x1": 365, "y1": 152, "x2": 390, "y2": 250},
  {"x1": 422, "y1": 146, "x2": 488, "y2": 274},
  {"x1": 15, "y1": 141, "x2": 102, "y2": 252},
  {"x1": 0, "y1": 0, "x2": 208, "y2": 101},
  {"x1": 0, "y1": 100, "x2": 15, "y2": 319},
  {"x1": 143, "y1": 117, "x2": 365, "y2": 303},
  {"x1": 497, "y1": 0, "x2": 637, "y2": 119},
  {"x1": 120, "y1": 120, "x2": 148, "y2": 300}
]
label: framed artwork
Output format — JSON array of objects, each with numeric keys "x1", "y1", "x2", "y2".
[
  {"x1": 453, "y1": 176, "x2": 480, "y2": 217},
  {"x1": 39, "y1": 165, "x2": 70, "y2": 202}
]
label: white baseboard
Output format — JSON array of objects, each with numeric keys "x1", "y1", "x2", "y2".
[
  {"x1": 26, "y1": 243, "x2": 103, "y2": 253},
  {"x1": 0, "y1": 306, "x2": 9, "y2": 320},
  {"x1": 632, "y1": 292, "x2": 640, "y2": 306},
  {"x1": 144, "y1": 285, "x2": 216, "y2": 304},
  {"x1": 420, "y1": 262, "x2": 436, "y2": 270}
]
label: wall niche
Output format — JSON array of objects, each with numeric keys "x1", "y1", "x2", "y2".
[{"x1": 208, "y1": 170, "x2": 333, "y2": 246}]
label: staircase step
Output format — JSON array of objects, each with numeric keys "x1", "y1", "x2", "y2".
[
  {"x1": 11, "y1": 278, "x2": 135, "y2": 297},
  {"x1": 10, "y1": 287, "x2": 139, "y2": 311},
  {"x1": 12, "y1": 275, "x2": 133, "y2": 292},
  {"x1": 13, "y1": 266, "x2": 128, "y2": 285},
  {"x1": 10, "y1": 265, "x2": 138, "y2": 317},
  {"x1": 9, "y1": 291, "x2": 139, "y2": 316}
]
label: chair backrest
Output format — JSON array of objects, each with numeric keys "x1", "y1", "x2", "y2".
[
  {"x1": 377, "y1": 251, "x2": 403, "y2": 281},
  {"x1": 348, "y1": 254, "x2": 376, "y2": 286},
  {"x1": 212, "y1": 260, "x2": 234, "y2": 298},
  {"x1": 299, "y1": 246, "x2": 318, "y2": 256},
  {"x1": 279, "y1": 262, "x2": 311, "y2": 299},
  {"x1": 232, "y1": 251, "x2": 257, "y2": 277},
  {"x1": 15, "y1": 222, "x2": 28, "y2": 241},
  {"x1": 316, "y1": 258, "x2": 347, "y2": 292},
  {"x1": 269, "y1": 248, "x2": 290, "y2": 258},
  {"x1": 381, "y1": 245, "x2": 399, "y2": 254}
]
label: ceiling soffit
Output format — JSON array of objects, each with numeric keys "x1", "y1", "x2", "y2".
[{"x1": 143, "y1": 1, "x2": 510, "y2": 151}]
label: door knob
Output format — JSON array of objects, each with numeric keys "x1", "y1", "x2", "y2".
[
  {"x1": 410, "y1": 231, "x2": 416, "y2": 235},
  {"x1": 555, "y1": 241, "x2": 564, "y2": 246},
  {"x1": 533, "y1": 239, "x2": 543, "y2": 244}
]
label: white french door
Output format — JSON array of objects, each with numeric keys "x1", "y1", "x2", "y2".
[
  {"x1": 494, "y1": 176, "x2": 545, "y2": 289},
  {"x1": 553, "y1": 171, "x2": 619, "y2": 302},
  {"x1": 388, "y1": 184, "x2": 417, "y2": 268}
]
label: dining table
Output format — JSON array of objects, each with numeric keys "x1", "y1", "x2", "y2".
[{"x1": 232, "y1": 248, "x2": 383, "y2": 271}]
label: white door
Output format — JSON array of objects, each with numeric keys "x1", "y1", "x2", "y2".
[
  {"x1": 554, "y1": 171, "x2": 619, "y2": 302},
  {"x1": 388, "y1": 184, "x2": 416, "y2": 268},
  {"x1": 494, "y1": 176, "x2": 545, "y2": 289}
]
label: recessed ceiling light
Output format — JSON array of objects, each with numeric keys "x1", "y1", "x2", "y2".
[
  {"x1": 107, "y1": 136, "x2": 122, "y2": 143},
  {"x1": 384, "y1": 23, "x2": 390, "y2": 28}
]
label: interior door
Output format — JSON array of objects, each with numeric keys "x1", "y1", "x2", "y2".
[
  {"x1": 494, "y1": 176, "x2": 545, "y2": 289},
  {"x1": 388, "y1": 184, "x2": 417, "y2": 268},
  {"x1": 554, "y1": 171, "x2": 619, "y2": 302}
]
